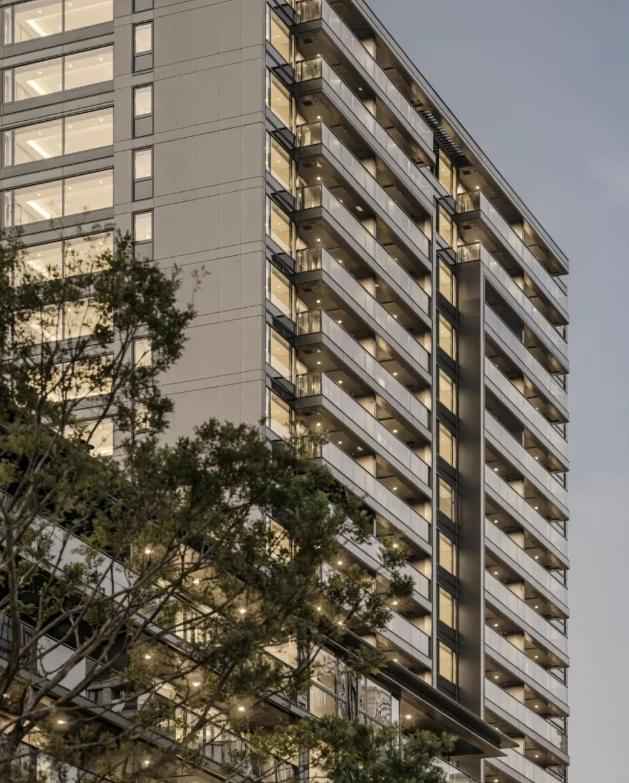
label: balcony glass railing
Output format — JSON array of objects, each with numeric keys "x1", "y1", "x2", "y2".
[
  {"x1": 485, "y1": 413, "x2": 569, "y2": 512},
  {"x1": 296, "y1": 247, "x2": 430, "y2": 366},
  {"x1": 485, "y1": 680, "x2": 567, "y2": 752},
  {"x1": 296, "y1": 371, "x2": 431, "y2": 488},
  {"x1": 456, "y1": 192, "x2": 568, "y2": 314},
  {"x1": 485, "y1": 574, "x2": 568, "y2": 657},
  {"x1": 485, "y1": 627, "x2": 568, "y2": 707},
  {"x1": 297, "y1": 121, "x2": 431, "y2": 261},
  {"x1": 302, "y1": 436, "x2": 430, "y2": 543},
  {"x1": 492, "y1": 749, "x2": 565, "y2": 783},
  {"x1": 458, "y1": 242, "x2": 568, "y2": 363},
  {"x1": 484, "y1": 519, "x2": 569, "y2": 609},
  {"x1": 386, "y1": 609, "x2": 431, "y2": 658},
  {"x1": 485, "y1": 361, "x2": 568, "y2": 462},
  {"x1": 296, "y1": 309, "x2": 431, "y2": 431},
  {"x1": 295, "y1": 184, "x2": 432, "y2": 327},
  {"x1": 295, "y1": 1, "x2": 434, "y2": 152},
  {"x1": 294, "y1": 56, "x2": 435, "y2": 202},
  {"x1": 485, "y1": 306, "x2": 568, "y2": 415},
  {"x1": 484, "y1": 468, "x2": 568, "y2": 559}
]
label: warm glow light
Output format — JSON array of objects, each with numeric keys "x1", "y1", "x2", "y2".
[{"x1": 237, "y1": 705, "x2": 246, "y2": 713}]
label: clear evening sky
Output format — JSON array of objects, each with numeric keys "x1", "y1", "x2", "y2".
[{"x1": 368, "y1": 1, "x2": 629, "y2": 778}]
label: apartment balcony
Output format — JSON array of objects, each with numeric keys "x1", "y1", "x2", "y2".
[
  {"x1": 485, "y1": 681, "x2": 567, "y2": 756},
  {"x1": 296, "y1": 121, "x2": 432, "y2": 270},
  {"x1": 485, "y1": 413, "x2": 569, "y2": 516},
  {"x1": 485, "y1": 361, "x2": 568, "y2": 468},
  {"x1": 383, "y1": 608, "x2": 431, "y2": 664},
  {"x1": 485, "y1": 468, "x2": 568, "y2": 565},
  {"x1": 1, "y1": 742, "x2": 109, "y2": 783},
  {"x1": 455, "y1": 192, "x2": 568, "y2": 319},
  {"x1": 459, "y1": 242, "x2": 568, "y2": 370},
  {"x1": 292, "y1": 56, "x2": 435, "y2": 211},
  {"x1": 294, "y1": 184, "x2": 431, "y2": 327},
  {"x1": 296, "y1": 371, "x2": 432, "y2": 497},
  {"x1": 296, "y1": 309, "x2": 431, "y2": 436},
  {"x1": 308, "y1": 438, "x2": 431, "y2": 547},
  {"x1": 296, "y1": 247, "x2": 430, "y2": 380},
  {"x1": 485, "y1": 520, "x2": 569, "y2": 613},
  {"x1": 485, "y1": 574, "x2": 568, "y2": 662},
  {"x1": 294, "y1": 0, "x2": 434, "y2": 161},
  {"x1": 341, "y1": 534, "x2": 431, "y2": 606},
  {"x1": 488, "y1": 749, "x2": 565, "y2": 783},
  {"x1": 485, "y1": 307, "x2": 568, "y2": 419},
  {"x1": 485, "y1": 627, "x2": 569, "y2": 712}
]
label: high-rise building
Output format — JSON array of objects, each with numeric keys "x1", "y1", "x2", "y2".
[{"x1": 0, "y1": 2, "x2": 570, "y2": 782}]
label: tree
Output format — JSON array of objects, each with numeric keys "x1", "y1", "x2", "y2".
[{"x1": 0, "y1": 230, "x2": 447, "y2": 783}]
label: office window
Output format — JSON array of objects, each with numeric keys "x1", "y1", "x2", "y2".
[
  {"x1": 64, "y1": 233, "x2": 113, "y2": 276},
  {"x1": 64, "y1": 299, "x2": 102, "y2": 339},
  {"x1": 266, "y1": 8, "x2": 291, "y2": 62},
  {"x1": 439, "y1": 261, "x2": 457, "y2": 307},
  {"x1": 65, "y1": 0, "x2": 113, "y2": 31},
  {"x1": 266, "y1": 71, "x2": 292, "y2": 128},
  {"x1": 65, "y1": 47, "x2": 113, "y2": 90},
  {"x1": 134, "y1": 22, "x2": 153, "y2": 54},
  {"x1": 266, "y1": 134, "x2": 292, "y2": 192},
  {"x1": 439, "y1": 424, "x2": 457, "y2": 468},
  {"x1": 65, "y1": 108, "x2": 113, "y2": 154},
  {"x1": 438, "y1": 315, "x2": 457, "y2": 360},
  {"x1": 267, "y1": 263, "x2": 292, "y2": 318},
  {"x1": 438, "y1": 642, "x2": 457, "y2": 685},
  {"x1": 71, "y1": 418, "x2": 114, "y2": 457},
  {"x1": 134, "y1": 85, "x2": 153, "y2": 117},
  {"x1": 266, "y1": 198, "x2": 292, "y2": 254},
  {"x1": 439, "y1": 587, "x2": 457, "y2": 630},
  {"x1": 267, "y1": 327, "x2": 292, "y2": 381},
  {"x1": 134, "y1": 148, "x2": 153, "y2": 181},
  {"x1": 22, "y1": 242, "x2": 63, "y2": 279},
  {"x1": 5, "y1": 180, "x2": 63, "y2": 225},
  {"x1": 134, "y1": 338, "x2": 152, "y2": 368},
  {"x1": 267, "y1": 389, "x2": 291, "y2": 441},
  {"x1": 438, "y1": 478, "x2": 456, "y2": 522},
  {"x1": 438, "y1": 369, "x2": 457, "y2": 415},
  {"x1": 438, "y1": 533, "x2": 457, "y2": 576},
  {"x1": 7, "y1": 57, "x2": 63, "y2": 101},
  {"x1": 64, "y1": 171, "x2": 113, "y2": 217},
  {"x1": 134, "y1": 211, "x2": 153, "y2": 242},
  {"x1": 2, "y1": 1, "x2": 113, "y2": 44}
]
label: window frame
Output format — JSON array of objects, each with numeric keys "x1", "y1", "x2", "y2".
[
  {"x1": 133, "y1": 21, "x2": 153, "y2": 56},
  {"x1": 133, "y1": 147, "x2": 153, "y2": 182},
  {"x1": 2, "y1": 1, "x2": 113, "y2": 46},
  {"x1": 133, "y1": 84, "x2": 153, "y2": 118},
  {"x1": 133, "y1": 210, "x2": 153, "y2": 243}
]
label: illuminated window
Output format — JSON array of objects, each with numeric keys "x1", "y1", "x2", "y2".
[
  {"x1": 267, "y1": 326, "x2": 292, "y2": 381},
  {"x1": 439, "y1": 587, "x2": 457, "y2": 630},
  {"x1": 439, "y1": 261, "x2": 456, "y2": 307},
  {"x1": 439, "y1": 424, "x2": 457, "y2": 468},
  {"x1": 64, "y1": 170, "x2": 113, "y2": 216},
  {"x1": 438, "y1": 149, "x2": 455, "y2": 195},
  {"x1": 438, "y1": 642, "x2": 457, "y2": 684},
  {"x1": 133, "y1": 148, "x2": 153, "y2": 181},
  {"x1": 134, "y1": 85, "x2": 153, "y2": 118},
  {"x1": 438, "y1": 369, "x2": 457, "y2": 415},
  {"x1": 266, "y1": 133, "x2": 292, "y2": 192},
  {"x1": 438, "y1": 207, "x2": 455, "y2": 246},
  {"x1": 64, "y1": 47, "x2": 113, "y2": 91},
  {"x1": 2, "y1": 1, "x2": 112, "y2": 44},
  {"x1": 266, "y1": 198, "x2": 292, "y2": 254},
  {"x1": 65, "y1": 108, "x2": 113, "y2": 154},
  {"x1": 134, "y1": 22, "x2": 153, "y2": 55},
  {"x1": 266, "y1": 71, "x2": 292, "y2": 128},
  {"x1": 266, "y1": 8, "x2": 291, "y2": 62},
  {"x1": 438, "y1": 534, "x2": 457, "y2": 576},
  {"x1": 267, "y1": 263, "x2": 292, "y2": 318},
  {"x1": 267, "y1": 389, "x2": 292, "y2": 440},
  {"x1": 134, "y1": 211, "x2": 153, "y2": 242},
  {"x1": 438, "y1": 478, "x2": 456, "y2": 522},
  {"x1": 438, "y1": 315, "x2": 457, "y2": 360}
]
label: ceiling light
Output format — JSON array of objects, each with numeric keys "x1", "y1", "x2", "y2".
[
  {"x1": 336, "y1": 559, "x2": 344, "y2": 566},
  {"x1": 191, "y1": 681, "x2": 201, "y2": 688},
  {"x1": 493, "y1": 622, "x2": 499, "y2": 628},
  {"x1": 316, "y1": 299, "x2": 321, "y2": 304},
  {"x1": 316, "y1": 421, "x2": 321, "y2": 427},
  {"x1": 404, "y1": 713, "x2": 412, "y2": 720},
  {"x1": 392, "y1": 657, "x2": 399, "y2": 663},
  {"x1": 534, "y1": 605, "x2": 539, "y2": 610},
  {"x1": 142, "y1": 759, "x2": 151, "y2": 768},
  {"x1": 393, "y1": 371, "x2": 398, "y2": 377},
  {"x1": 493, "y1": 570, "x2": 499, "y2": 576},
  {"x1": 237, "y1": 705, "x2": 246, "y2": 713},
  {"x1": 338, "y1": 379, "x2": 343, "y2": 385},
  {"x1": 393, "y1": 429, "x2": 398, "y2": 434},
  {"x1": 144, "y1": 653, "x2": 152, "y2": 660},
  {"x1": 493, "y1": 467, "x2": 499, "y2": 472},
  {"x1": 392, "y1": 599, "x2": 399, "y2": 606},
  {"x1": 238, "y1": 607, "x2": 247, "y2": 615},
  {"x1": 338, "y1": 440, "x2": 343, "y2": 445},
  {"x1": 144, "y1": 546, "x2": 153, "y2": 555},
  {"x1": 493, "y1": 674, "x2": 499, "y2": 680},
  {"x1": 316, "y1": 238, "x2": 321, "y2": 243},
  {"x1": 56, "y1": 718, "x2": 67, "y2": 726}
]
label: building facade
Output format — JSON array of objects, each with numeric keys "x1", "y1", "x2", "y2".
[{"x1": 0, "y1": 1, "x2": 570, "y2": 782}]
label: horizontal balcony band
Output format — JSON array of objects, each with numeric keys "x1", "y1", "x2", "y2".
[
  {"x1": 456, "y1": 192, "x2": 568, "y2": 319},
  {"x1": 382, "y1": 609, "x2": 431, "y2": 663},
  {"x1": 340, "y1": 534, "x2": 432, "y2": 608},
  {"x1": 485, "y1": 414, "x2": 569, "y2": 516},
  {"x1": 293, "y1": 56, "x2": 436, "y2": 212},
  {"x1": 295, "y1": 1, "x2": 434, "y2": 159},
  {"x1": 297, "y1": 121, "x2": 432, "y2": 268},
  {"x1": 485, "y1": 361, "x2": 569, "y2": 469},
  {"x1": 312, "y1": 440, "x2": 431, "y2": 550},
  {"x1": 296, "y1": 310, "x2": 432, "y2": 438},
  {"x1": 296, "y1": 372, "x2": 432, "y2": 496},
  {"x1": 485, "y1": 520, "x2": 569, "y2": 614},
  {"x1": 485, "y1": 307, "x2": 568, "y2": 419},
  {"x1": 485, "y1": 468, "x2": 569, "y2": 566},
  {"x1": 296, "y1": 248, "x2": 430, "y2": 373},
  {"x1": 485, "y1": 574, "x2": 569, "y2": 662},
  {"x1": 460, "y1": 242, "x2": 568, "y2": 370},
  {"x1": 485, "y1": 680, "x2": 567, "y2": 756},
  {"x1": 489, "y1": 749, "x2": 565, "y2": 783},
  {"x1": 484, "y1": 627, "x2": 569, "y2": 713},
  {"x1": 295, "y1": 184, "x2": 432, "y2": 329}
]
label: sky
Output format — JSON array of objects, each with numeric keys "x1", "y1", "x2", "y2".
[{"x1": 367, "y1": 1, "x2": 629, "y2": 779}]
